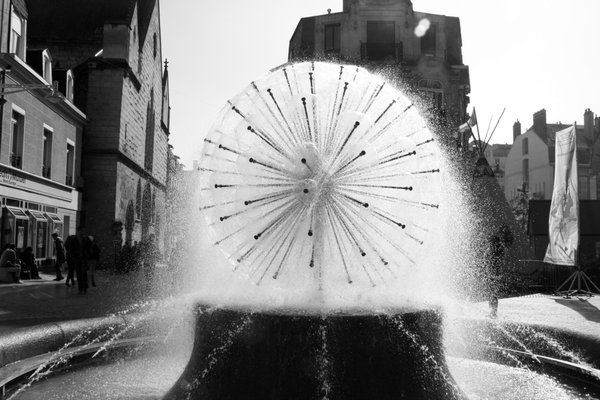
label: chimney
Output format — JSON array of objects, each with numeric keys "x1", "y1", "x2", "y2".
[
  {"x1": 533, "y1": 109, "x2": 547, "y2": 141},
  {"x1": 513, "y1": 120, "x2": 521, "y2": 142},
  {"x1": 584, "y1": 108, "x2": 594, "y2": 142}
]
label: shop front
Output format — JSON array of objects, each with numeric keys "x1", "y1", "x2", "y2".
[{"x1": 1, "y1": 206, "x2": 29, "y2": 253}]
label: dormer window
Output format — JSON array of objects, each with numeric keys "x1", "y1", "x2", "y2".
[
  {"x1": 42, "y1": 50, "x2": 53, "y2": 83},
  {"x1": 10, "y1": 7, "x2": 26, "y2": 59},
  {"x1": 66, "y1": 70, "x2": 74, "y2": 101}
]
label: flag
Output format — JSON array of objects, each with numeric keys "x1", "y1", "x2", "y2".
[
  {"x1": 544, "y1": 124, "x2": 579, "y2": 266},
  {"x1": 458, "y1": 108, "x2": 477, "y2": 133}
]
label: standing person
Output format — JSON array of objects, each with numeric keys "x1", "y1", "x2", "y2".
[
  {"x1": 52, "y1": 231, "x2": 65, "y2": 281},
  {"x1": 0, "y1": 244, "x2": 21, "y2": 283},
  {"x1": 77, "y1": 235, "x2": 91, "y2": 294},
  {"x1": 64, "y1": 234, "x2": 81, "y2": 288},
  {"x1": 141, "y1": 234, "x2": 158, "y2": 281},
  {"x1": 19, "y1": 247, "x2": 41, "y2": 279},
  {"x1": 486, "y1": 225, "x2": 514, "y2": 318},
  {"x1": 87, "y1": 236, "x2": 100, "y2": 287}
]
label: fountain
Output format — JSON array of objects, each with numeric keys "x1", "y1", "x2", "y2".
[
  {"x1": 3, "y1": 62, "x2": 600, "y2": 400},
  {"x1": 164, "y1": 61, "x2": 462, "y2": 399}
]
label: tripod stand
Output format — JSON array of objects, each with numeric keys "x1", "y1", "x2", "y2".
[{"x1": 555, "y1": 266, "x2": 600, "y2": 298}]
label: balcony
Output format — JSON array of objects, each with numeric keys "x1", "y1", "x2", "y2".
[
  {"x1": 360, "y1": 42, "x2": 403, "y2": 63},
  {"x1": 42, "y1": 165, "x2": 51, "y2": 179},
  {"x1": 10, "y1": 154, "x2": 22, "y2": 169}
]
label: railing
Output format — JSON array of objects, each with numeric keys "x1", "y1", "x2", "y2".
[
  {"x1": 10, "y1": 154, "x2": 22, "y2": 168},
  {"x1": 360, "y1": 42, "x2": 403, "y2": 63},
  {"x1": 42, "y1": 165, "x2": 51, "y2": 179},
  {"x1": 65, "y1": 175, "x2": 73, "y2": 186}
]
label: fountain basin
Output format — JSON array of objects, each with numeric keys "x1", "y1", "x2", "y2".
[{"x1": 165, "y1": 306, "x2": 466, "y2": 400}]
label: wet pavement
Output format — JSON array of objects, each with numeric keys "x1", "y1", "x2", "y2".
[{"x1": 0, "y1": 271, "x2": 155, "y2": 334}]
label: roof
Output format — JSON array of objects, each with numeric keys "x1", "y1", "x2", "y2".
[
  {"x1": 492, "y1": 144, "x2": 511, "y2": 157},
  {"x1": 26, "y1": 0, "x2": 156, "y2": 47}
]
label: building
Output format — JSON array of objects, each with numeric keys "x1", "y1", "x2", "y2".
[
  {"x1": 505, "y1": 109, "x2": 600, "y2": 202},
  {"x1": 288, "y1": 0, "x2": 470, "y2": 133},
  {"x1": 25, "y1": 0, "x2": 171, "y2": 266},
  {"x1": 0, "y1": 0, "x2": 87, "y2": 261}
]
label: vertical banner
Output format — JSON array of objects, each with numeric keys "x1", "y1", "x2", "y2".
[{"x1": 544, "y1": 125, "x2": 579, "y2": 265}]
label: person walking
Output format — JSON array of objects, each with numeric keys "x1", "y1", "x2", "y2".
[
  {"x1": 52, "y1": 231, "x2": 65, "y2": 281},
  {"x1": 64, "y1": 234, "x2": 81, "y2": 288},
  {"x1": 0, "y1": 244, "x2": 22, "y2": 283},
  {"x1": 87, "y1": 236, "x2": 100, "y2": 287}
]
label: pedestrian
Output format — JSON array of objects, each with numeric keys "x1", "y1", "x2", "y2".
[
  {"x1": 0, "y1": 244, "x2": 22, "y2": 283},
  {"x1": 64, "y1": 234, "x2": 81, "y2": 289},
  {"x1": 52, "y1": 231, "x2": 65, "y2": 281},
  {"x1": 87, "y1": 236, "x2": 100, "y2": 287},
  {"x1": 141, "y1": 234, "x2": 158, "y2": 280},
  {"x1": 486, "y1": 224, "x2": 514, "y2": 318},
  {"x1": 19, "y1": 246, "x2": 41, "y2": 279}
]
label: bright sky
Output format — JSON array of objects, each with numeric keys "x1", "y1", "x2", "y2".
[{"x1": 161, "y1": 0, "x2": 600, "y2": 169}]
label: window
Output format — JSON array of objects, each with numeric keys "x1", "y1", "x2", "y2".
[
  {"x1": 420, "y1": 22, "x2": 437, "y2": 55},
  {"x1": 151, "y1": 191, "x2": 156, "y2": 223},
  {"x1": 522, "y1": 158, "x2": 529, "y2": 184},
  {"x1": 42, "y1": 128, "x2": 53, "y2": 179},
  {"x1": 10, "y1": 111, "x2": 24, "y2": 169},
  {"x1": 66, "y1": 70, "x2": 74, "y2": 101},
  {"x1": 144, "y1": 89, "x2": 155, "y2": 171},
  {"x1": 324, "y1": 24, "x2": 341, "y2": 53},
  {"x1": 522, "y1": 137, "x2": 528, "y2": 155},
  {"x1": 66, "y1": 142, "x2": 75, "y2": 186},
  {"x1": 366, "y1": 21, "x2": 396, "y2": 61},
  {"x1": 43, "y1": 50, "x2": 53, "y2": 83},
  {"x1": 153, "y1": 33, "x2": 158, "y2": 58},
  {"x1": 10, "y1": 8, "x2": 25, "y2": 59},
  {"x1": 136, "y1": 179, "x2": 142, "y2": 220},
  {"x1": 419, "y1": 79, "x2": 443, "y2": 110}
]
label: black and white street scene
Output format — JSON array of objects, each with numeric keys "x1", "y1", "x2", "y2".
[{"x1": 0, "y1": 0, "x2": 599, "y2": 399}]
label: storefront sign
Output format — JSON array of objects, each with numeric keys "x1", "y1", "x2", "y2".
[{"x1": 0, "y1": 165, "x2": 26, "y2": 186}]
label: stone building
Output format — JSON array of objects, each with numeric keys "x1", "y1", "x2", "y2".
[
  {"x1": 0, "y1": 0, "x2": 86, "y2": 260},
  {"x1": 288, "y1": 0, "x2": 470, "y2": 134},
  {"x1": 25, "y1": 0, "x2": 171, "y2": 266},
  {"x1": 505, "y1": 109, "x2": 600, "y2": 202}
]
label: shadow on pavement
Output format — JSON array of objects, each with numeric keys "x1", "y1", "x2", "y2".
[{"x1": 553, "y1": 298, "x2": 600, "y2": 323}]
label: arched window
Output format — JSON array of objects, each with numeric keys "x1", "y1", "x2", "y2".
[
  {"x1": 153, "y1": 33, "x2": 157, "y2": 58},
  {"x1": 151, "y1": 191, "x2": 156, "y2": 223},
  {"x1": 135, "y1": 179, "x2": 142, "y2": 220}
]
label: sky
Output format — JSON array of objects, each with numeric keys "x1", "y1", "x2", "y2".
[{"x1": 161, "y1": 0, "x2": 600, "y2": 169}]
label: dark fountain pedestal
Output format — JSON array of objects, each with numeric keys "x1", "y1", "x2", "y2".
[{"x1": 165, "y1": 306, "x2": 466, "y2": 400}]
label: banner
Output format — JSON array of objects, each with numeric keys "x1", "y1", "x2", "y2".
[{"x1": 544, "y1": 125, "x2": 579, "y2": 266}]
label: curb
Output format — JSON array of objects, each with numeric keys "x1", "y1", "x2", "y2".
[{"x1": 0, "y1": 312, "x2": 165, "y2": 368}]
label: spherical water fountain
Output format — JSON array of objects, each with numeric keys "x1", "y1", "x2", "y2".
[{"x1": 164, "y1": 61, "x2": 465, "y2": 399}]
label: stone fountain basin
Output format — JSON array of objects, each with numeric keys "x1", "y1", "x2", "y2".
[
  {"x1": 1, "y1": 307, "x2": 599, "y2": 399},
  {"x1": 164, "y1": 305, "x2": 467, "y2": 400}
]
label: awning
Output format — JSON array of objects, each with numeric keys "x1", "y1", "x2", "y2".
[
  {"x1": 4, "y1": 206, "x2": 29, "y2": 220},
  {"x1": 45, "y1": 213, "x2": 62, "y2": 223},
  {"x1": 27, "y1": 210, "x2": 47, "y2": 222}
]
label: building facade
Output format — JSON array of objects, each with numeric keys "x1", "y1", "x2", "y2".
[
  {"x1": 505, "y1": 109, "x2": 600, "y2": 202},
  {"x1": 26, "y1": 0, "x2": 171, "y2": 266},
  {"x1": 0, "y1": 0, "x2": 87, "y2": 261},
  {"x1": 288, "y1": 0, "x2": 470, "y2": 133}
]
